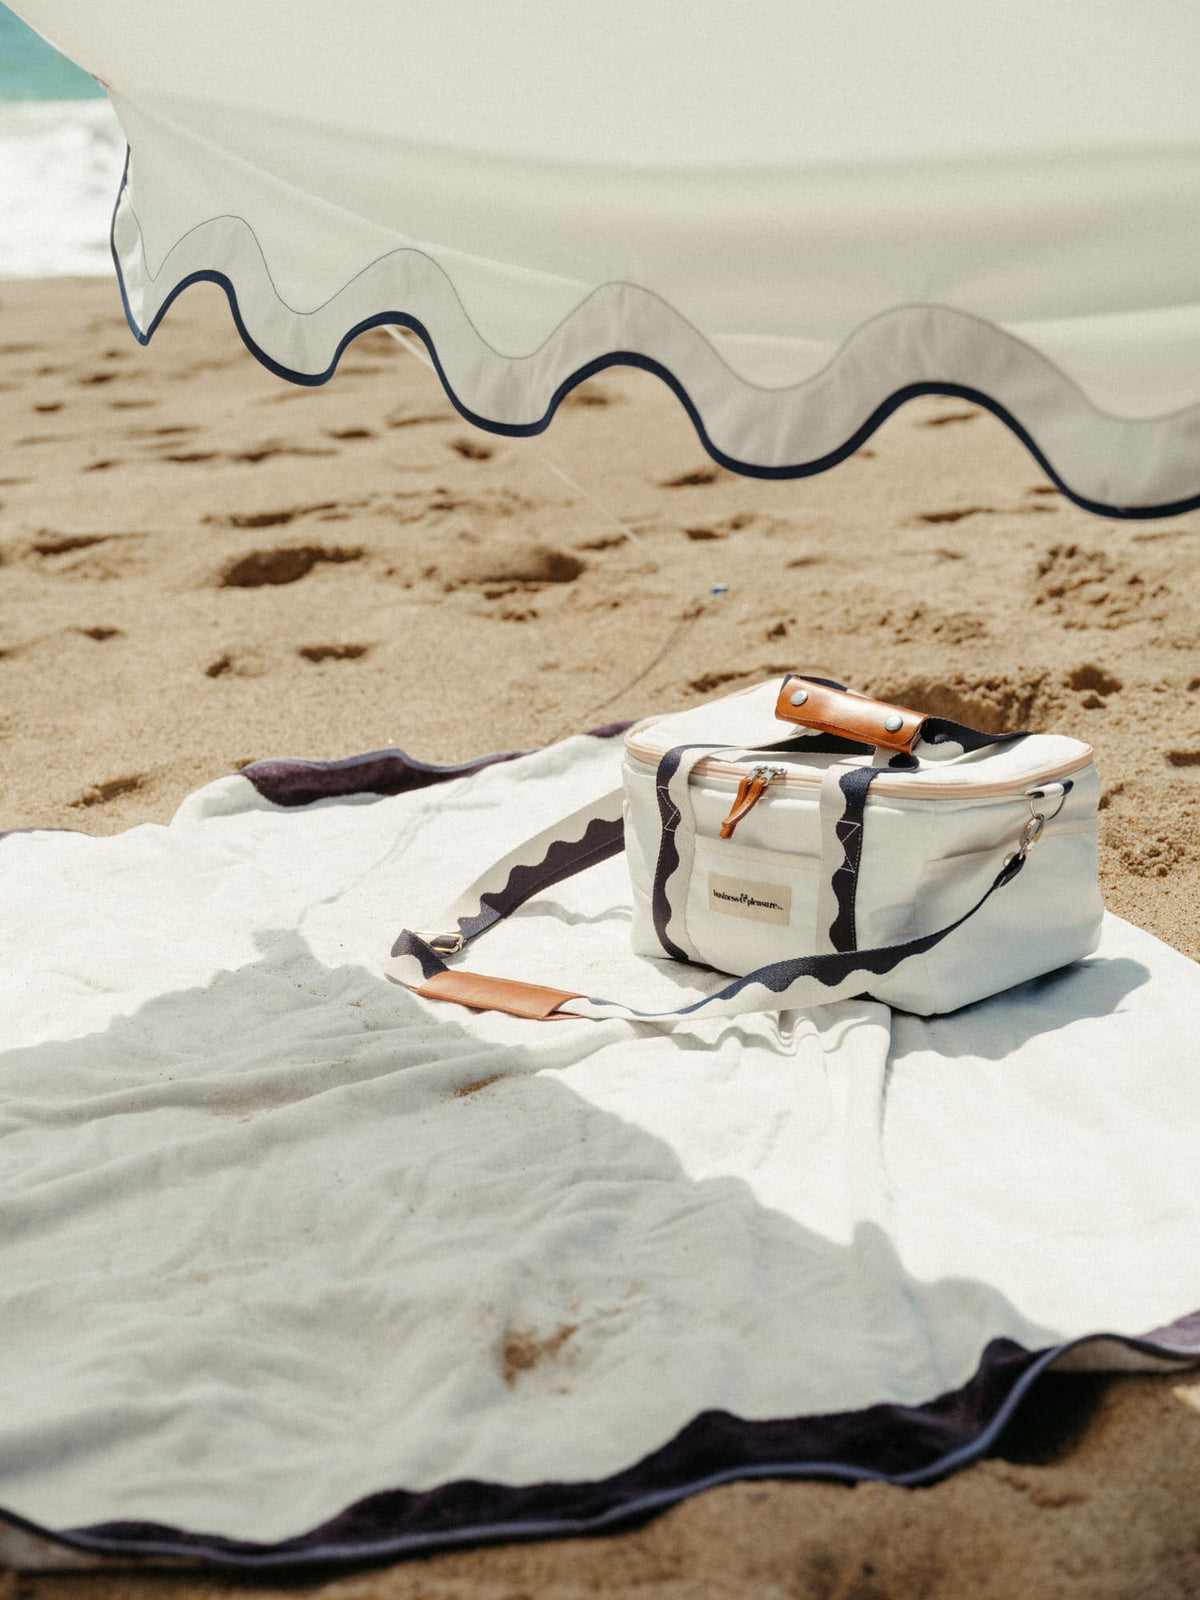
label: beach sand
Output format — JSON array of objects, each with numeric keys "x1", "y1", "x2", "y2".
[{"x1": 2, "y1": 275, "x2": 1199, "y2": 1596}]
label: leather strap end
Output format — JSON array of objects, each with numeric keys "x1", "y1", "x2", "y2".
[
  {"x1": 412, "y1": 969, "x2": 582, "y2": 1020},
  {"x1": 775, "y1": 675, "x2": 925, "y2": 753}
]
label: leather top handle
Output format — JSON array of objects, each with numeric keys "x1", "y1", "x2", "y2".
[{"x1": 775, "y1": 676, "x2": 926, "y2": 753}]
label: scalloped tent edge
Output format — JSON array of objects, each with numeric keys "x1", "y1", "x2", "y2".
[{"x1": 108, "y1": 160, "x2": 1200, "y2": 525}]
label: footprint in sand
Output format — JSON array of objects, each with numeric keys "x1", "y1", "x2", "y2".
[
  {"x1": 71, "y1": 773, "x2": 146, "y2": 809},
  {"x1": 689, "y1": 664, "x2": 796, "y2": 696},
  {"x1": 1065, "y1": 663, "x2": 1123, "y2": 709},
  {"x1": 124, "y1": 425, "x2": 195, "y2": 443},
  {"x1": 1034, "y1": 544, "x2": 1164, "y2": 630},
  {"x1": 218, "y1": 545, "x2": 364, "y2": 588},
  {"x1": 690, "y1": 670, "x2": 749, "y2": 694},
  {"x1": 876, "y1": 605, "x2": 987, "y2": 647},
  {"x1": 431, "y1": 540, "x2": 586, "y2": 593},
  {"x1": 30, "y1": 533, "x2": 145, "y2": 581},
  {"x1": 73, "y1": 626, "x2": 123, "y2": 641},
  {"x1": 659, "y1": 467, "x2": 722, "y2": 488},
  {"x1": 233, "y1": 443, "x2": 337, "y2": 464},
  {"x1": 1167, "y1": 751, "x2": 1200, "y2": 770},
  {"x1": 450, "y1": 437, "x2": 494, "y2": 460},
  {"x1": 297, "y1": 644, "x2": 371, "y2": 663},
  {"x1": 561, "y1": 380, "x2": 617, "y2": 408},
  {"x1": 682, "y1": 513, "x2": 754, "y2": 541},
  {"x1": 226, "y1": 510, "x2": 300, "y2": 529},
  {"x1": 574, "y1": 534, "x2": 628, "y2": 552},
  {"x1": 1111, "y1": 824, "x2": 1187, "y2": 879},
  {"x1": 205, "y1": 503, "x2": 357, "y2": 531},
  {"x1": 870, "y1": 673, "x2": 1053, "y2": 735},
  {"x1": 920, "y1": 409, "x2": 979, "y2": 428},
  {"x1": 205, "y1": 650, "x2": 270, "y2": 679},
  {"x1": 398, "y1": 488, "x2": 532, "y2": 527},
  {"x1": 918, "y1": 498, "x2": 1057, "y2": 525},
  {"x1": 917, "y1": 506, "x2": 994, "y2": 525},
  {"x1": 384, "y1": 407, "x2": 455, "y2": 429},
  {"x1": 31, "y1": 533, "x2": 111, "y2": 557}
]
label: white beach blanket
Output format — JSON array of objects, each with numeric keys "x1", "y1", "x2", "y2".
[{"x1": 2, "y1": 729, "x2": 1199, "y2": 1567}]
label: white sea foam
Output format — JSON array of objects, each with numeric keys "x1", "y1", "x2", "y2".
[{"x1": 0, "y1": 98, "x2": 125, "y2": 277}]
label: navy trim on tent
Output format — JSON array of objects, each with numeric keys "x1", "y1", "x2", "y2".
[{"x1": 107, "y1": 153, "x2": 1200, "y2": 523}]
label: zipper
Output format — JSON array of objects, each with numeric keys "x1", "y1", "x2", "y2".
[
  {"x1": 719, "y1": 765, "x2": 787, "y2": 839},
  {"x1": 625, "y1": 735, "x2": 1093, "y2": 803}
]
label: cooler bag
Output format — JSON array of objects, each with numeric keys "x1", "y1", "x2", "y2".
[{"x1": 388, "y1": 675, "x2": 1103, "y2": 1022}]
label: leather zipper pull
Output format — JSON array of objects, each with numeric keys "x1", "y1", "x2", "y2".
[{"x1": 719, "y1": 765, "x2": 782, "y2": 839}]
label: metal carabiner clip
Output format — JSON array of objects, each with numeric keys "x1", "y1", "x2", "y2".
[{"x1": 1006, "y1": 799, "x2": 1047, "y2": 866}]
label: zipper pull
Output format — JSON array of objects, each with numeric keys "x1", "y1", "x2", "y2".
[{"x1": 719, "y1": 765, "x2": 784, "y2": 839}]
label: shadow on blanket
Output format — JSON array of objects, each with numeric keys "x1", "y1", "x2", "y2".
[
  {"x1": 0, "y1": 932, "x2": 1182, "y2": 1567},
  {"x1": 889, "y1": 953, "x2": 1149, "y2": 1060}
]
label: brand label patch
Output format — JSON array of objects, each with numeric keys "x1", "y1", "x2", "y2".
[{"x1": 708, "y1": 873, "x2": 792, "y2": 925}]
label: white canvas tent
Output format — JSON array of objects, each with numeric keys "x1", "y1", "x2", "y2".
[{"x1": 10, "y1": 1, "x2": 1200, "y2": 513}]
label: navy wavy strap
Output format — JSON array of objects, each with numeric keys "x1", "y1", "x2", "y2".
[
  {"x1": 392, "y1": 845, "x2": 1030, "y2": 1020},
  {"x1": 828, "y1": 765, "x2": 882, "y2": 953},
  {"x1": 650, "y1": 743, "x2": 731, "y2": 962}
]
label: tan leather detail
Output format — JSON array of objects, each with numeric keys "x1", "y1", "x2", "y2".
[
  {"x1": 775, "y1": 676, "x2": 926, "y2": 753},
  {"x1": 412, "y1": 969, "x2": 582, "y2": 1020},
  {"x1": 719, "y1": 772, "x2": 769, "y2": 839}
]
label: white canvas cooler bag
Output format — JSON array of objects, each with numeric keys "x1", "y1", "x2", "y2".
[{"x1": 389, "y1": 675, "x2": 1103, "y2": 1022}]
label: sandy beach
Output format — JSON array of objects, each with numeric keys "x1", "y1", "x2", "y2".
[{"x1": 2, "y1": 275, "x2": 1200, "y2": 1597}]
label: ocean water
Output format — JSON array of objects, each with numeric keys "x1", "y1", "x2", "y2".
[
  {"x1": 0, "y1": 3, "x2": 126, "y2": 275},
  {"x1": 0, "y1": 2, "x2": 103, "y2": 99}
]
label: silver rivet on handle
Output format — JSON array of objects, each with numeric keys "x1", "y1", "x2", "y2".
[
  {"x1": 883, "y1": 713, "x2": 904, "y2": 733},
  {"x1": 789, "y1": 688, "x2": 809, "y2": 706}
]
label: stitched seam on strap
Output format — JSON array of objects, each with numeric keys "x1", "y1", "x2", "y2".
[
  {"x1": 651, "y1": 746, "x2": 691, "y2": 961},
  {"x1": 828, "y1": 767, "x2": 880, "y2": 953},
  {"x1": 459, "y1": 814, "x2": 625, "y2": 942}
]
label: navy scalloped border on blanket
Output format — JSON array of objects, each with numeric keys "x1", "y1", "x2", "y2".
[
  {"x1": 5, "y1": 1322, "x2": 1199, "y2": 1568},
  {"x1": 4, "y1": 729, "x2": 1200, "y2": 1565},
  {"x1": 107, "y1": 153, "x2": 1200, "y2": 522}
]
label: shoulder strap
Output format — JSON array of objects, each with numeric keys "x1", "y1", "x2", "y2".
[{"x1": 391, "y1": 837, "x2": 1039, "y2": 1022}]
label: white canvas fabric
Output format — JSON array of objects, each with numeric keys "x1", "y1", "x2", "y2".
[
  {"x1": 10, "y1": 1, "x2": 1200, "y2": 510},
  {"x1": 622, "y1": 682, "x2": 1103, "y2": 1015},
  {"x1": 1, "y1": 731, "x2": 1199, "y2": 1565}
]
